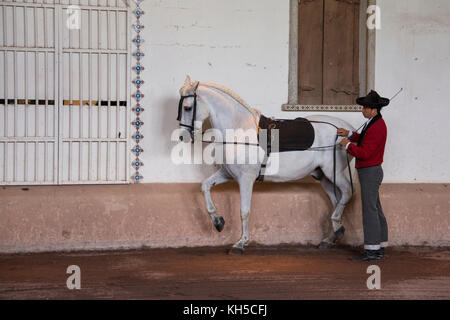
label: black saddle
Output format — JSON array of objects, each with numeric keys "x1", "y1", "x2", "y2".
[{"x1": 258, "y1": 115, "x2": 315, "y2": 152}]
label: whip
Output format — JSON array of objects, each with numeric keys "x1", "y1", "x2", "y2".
[{"x1": 389, "y1": 87, "x2": 403, "y2": 101}]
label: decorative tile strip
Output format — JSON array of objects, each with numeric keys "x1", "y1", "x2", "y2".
[
  {"x1": 282, "y1": 104, "x2": 363, "y2": 112},
  {"x1": 131, "y1": 0, "x2": 145, "y2": 182}
]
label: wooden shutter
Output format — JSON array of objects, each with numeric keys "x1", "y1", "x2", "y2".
[
  {"x1": 298, "y1": 0, "x2": 324, "y2": 105},
  {"x1": 298, "y1": 0, "x2": 360, "y2": 105}
]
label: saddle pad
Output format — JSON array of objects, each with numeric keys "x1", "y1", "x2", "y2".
[{"x1": 258, "y1": 114, "x2": 315, "y2": 152}]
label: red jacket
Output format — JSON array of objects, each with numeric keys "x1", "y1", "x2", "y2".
[{"x1": 347, "y1": 117, "x2": 387, "y2": 169}]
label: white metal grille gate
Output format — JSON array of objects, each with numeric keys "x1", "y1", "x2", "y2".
[{"x1": 0, "y1": 0, "x2": 131, "y2": 185}]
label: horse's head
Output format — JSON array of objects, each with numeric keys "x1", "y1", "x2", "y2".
[{"x1": 177, "y1": 75, "x2": 208, "y2": 141}]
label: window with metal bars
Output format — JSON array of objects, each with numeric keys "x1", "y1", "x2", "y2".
[{"x1": 0, "y1": 0, "x2": 131, "y2": 185}]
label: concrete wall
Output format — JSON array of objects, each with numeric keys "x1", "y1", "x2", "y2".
[
  {"x1": 137, "y1": 0, "x2": 450, "y2": 183},
  {"x1": 1, "y1": 183, "x2": 448, "y2": 253}
]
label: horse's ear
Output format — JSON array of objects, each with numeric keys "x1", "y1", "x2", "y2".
[
  {"x1": 184, "y1": 75, "x2": 191, "y2": 87},
  {"x1": 193, "y1": 81, "x2": 200, "y2": 91}
]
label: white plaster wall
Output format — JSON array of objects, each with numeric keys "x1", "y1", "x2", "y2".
[
  {"x1": 138, "y1": 0, "x2": 289, "y2": 182},
  {"x1": 375, "y1": 0, "x2": 450, "y2": 182},
  {"x1": 138, "y1": 0, "x2": 450, "y2": 183}
]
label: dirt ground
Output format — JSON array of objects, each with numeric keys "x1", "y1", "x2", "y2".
[{"x1": 0, "y1": 245, "x2": 449, "y2": 300}]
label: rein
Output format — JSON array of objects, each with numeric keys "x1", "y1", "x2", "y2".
[{"x1": 195, "y1": 120, "x2": 366, "y2": 199}]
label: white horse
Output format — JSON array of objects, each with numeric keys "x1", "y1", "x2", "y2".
[{"x1": 177, "y1": 76, "x2": 356, "y2": 254}]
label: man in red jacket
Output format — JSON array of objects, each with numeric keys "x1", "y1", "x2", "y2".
[{"x1": 338, "y1": 90, "x2": 389, "y2": 261}]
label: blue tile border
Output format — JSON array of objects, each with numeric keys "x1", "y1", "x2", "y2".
[{"x1": 131, "y1": 0, "x2": 145, "y2": 182}]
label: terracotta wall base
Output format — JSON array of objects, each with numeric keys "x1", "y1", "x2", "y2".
[{"x1": 0, "y1": 182, "x2": 448, "y2": 253}]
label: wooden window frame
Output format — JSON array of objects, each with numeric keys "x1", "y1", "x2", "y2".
[{"x1": 283, "y1": 0, "x2": 376, "y2": 112}]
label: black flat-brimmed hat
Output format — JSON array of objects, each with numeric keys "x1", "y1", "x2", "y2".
[{"x1": 356, "y1": 90, "x2": 390, "y2": 108}]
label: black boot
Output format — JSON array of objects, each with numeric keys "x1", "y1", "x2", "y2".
[
  {"x1": 377, "y1": 247, "x2": 385, "y2": 259},
  {"x1": 353, "y1": 249, "x2": 381, "y2": 262}
]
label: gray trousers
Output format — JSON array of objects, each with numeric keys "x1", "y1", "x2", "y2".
[{"x1": 357, "y1": 165, "x2": 388, "y2": 249}]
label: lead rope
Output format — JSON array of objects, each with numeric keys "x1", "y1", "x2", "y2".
[{"x1": 308, "y1": 120, "x2": 368, "y2": 199}]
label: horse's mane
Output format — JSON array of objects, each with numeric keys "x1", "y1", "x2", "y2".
[{"x1": 200, "y1": 82, "x2": 261, "y2": 121}]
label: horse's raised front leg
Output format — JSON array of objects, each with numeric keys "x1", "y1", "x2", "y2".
[
  {"x1": 229, "y1": 175, "x2": 255, "y2": 254},
  {"x1": 201, "y1": 167, "x2": 231, "y2": 232},
  {"x1": 319, "y1": 171, "x2": 353, "y2": 248}
]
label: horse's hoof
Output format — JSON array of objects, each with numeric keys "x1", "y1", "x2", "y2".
[
  {"x1": 214, "y1": 216, "x2": 225, "y2": 232},
  {"x1": 334, "y1": 226, "x2": 346, "y2": 241},
  {"x1": 228, "y1": 247, "x2": 244, "y2": 255},
  {"x1": 318, "y1": 241, "x2": 333, "y2": 249}
]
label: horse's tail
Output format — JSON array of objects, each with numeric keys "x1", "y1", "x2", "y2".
[
  {"x1": 345, "y1": 153, "x2": 358, "y2": 195},
  {"x1": 339, "y1": 120, "x2": 358, "y2": 192}
]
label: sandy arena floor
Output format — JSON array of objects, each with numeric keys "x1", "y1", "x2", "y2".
[{"x1": 0, "y1": 245, "x2": 449, "y2": 300}]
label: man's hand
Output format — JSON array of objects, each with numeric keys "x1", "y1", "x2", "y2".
[
  {"x1": 339, "y1": 138, "x2": 350, "y2": 148},
  {"x1": 337, "y1": 128, "x2": 350, "y2": 137}
]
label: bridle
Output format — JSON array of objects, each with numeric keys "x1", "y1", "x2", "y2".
[
  {"x1": 177, "y1": 92, "x2": 197, "y2": 136},
  {"x1": 177, "y1": 89, "x2": 261, "y2": 147}
]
